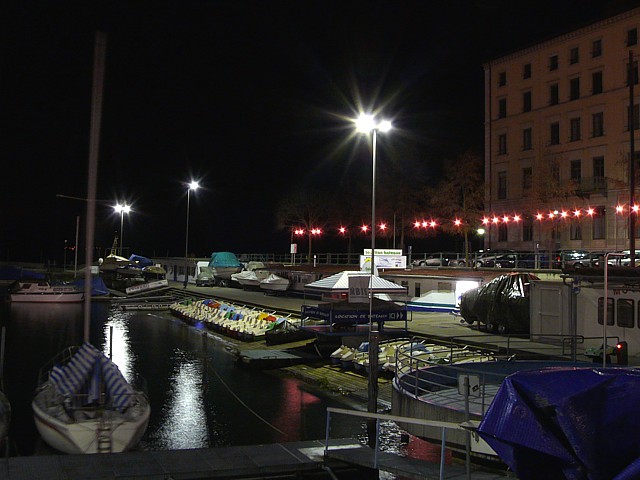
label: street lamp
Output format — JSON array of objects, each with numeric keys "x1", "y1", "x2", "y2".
[
  {"x1": 184, "y1": 181, "x2": 200, "y2": 288},
  {"x1": 355, "y1": 112, "x2": 392, "y2": 444},
  {"x1": 113, "y1": 203, "x2": 131, "y2": 256}
]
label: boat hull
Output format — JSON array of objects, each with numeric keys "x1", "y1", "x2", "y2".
[
  {"x1": 11, "y1": 293, "x2": 83, "y2": 303},
  {"x1": 32, "y1": 387, "x2": 150, "y2": 454}
]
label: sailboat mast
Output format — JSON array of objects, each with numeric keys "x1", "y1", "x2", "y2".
[{"x1": 83, "y1": 31, "x2": 107, "y2": 344}]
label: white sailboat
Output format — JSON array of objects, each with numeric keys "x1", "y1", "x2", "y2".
[{"x1": 31, "y1": 31, "x2": 149, "y2": 454}]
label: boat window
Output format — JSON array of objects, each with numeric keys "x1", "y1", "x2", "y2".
[
  {"x1": 597, "y1": 297, "x2": 614, "y2": 326},
  {"x1": 617, "y1": 298, "x2": 634, "y2": 328},
  {"x1": 414, "y1": 283, "x2": 421, "y2": 297}
]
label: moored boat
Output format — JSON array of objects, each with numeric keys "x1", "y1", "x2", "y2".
[
  {"x1": 32, "y1": 342, "x2": 150, "y2": 454},
  {"x1": 260, "y1": 274, "x2": 290, "y2": 293},
  {"x1": 10, "y1": 281, "x2": 83, "y2": 303}
]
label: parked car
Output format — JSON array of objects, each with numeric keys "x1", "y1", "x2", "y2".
[
  {"x1": 515, "y1": 251, "x2": 553, "y2": 269},
  {"x1": 554, "y1": 250, "x2": 593, "y2": 269},
  {"x1": 412, "y1": 253, "x2": 451, "y2": 267},
  {"x1": 474, "y1": 250, "x2": 517, "y2": 268}
]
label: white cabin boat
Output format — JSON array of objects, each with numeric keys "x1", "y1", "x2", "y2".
[
  {"x1": 10, "y1": 281, "x2": 83, "y2": 303},
  {"x1": 259, "y1": 274, "x2": 290, "y2": 292}
]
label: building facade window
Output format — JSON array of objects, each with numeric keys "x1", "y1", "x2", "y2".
[
  {"x1": 497, "y1": 171, "x2": 507, "y2": 200},
  {"x1": 593, "y1": 156, "x2": 605, "y2": 179},
  {"x1": 592, "y1": 39, "x2": 602, "y2": 57},
  {"x1": 498, "y1": 71, "x2": 506, "y2": 86},
  {"x1": 570, "y1": 223, "x2": 582, "y2": 240},
  {"x1": 570, "y1": 47, "x2": 579, "y2": 64},
  {"x1": 523, "y1": 91, "x2": 532, "y2": 112},
  {"x1": 628, "y1": 61, "x2": 639, "y2": 85},
  {"x1": 522, "y1": 217, "x2": 533, "y2": 242},
  {"x1": 498, "y1": 133, "x2": 507, "y2": 154},
  {"x1": 592, "y1": 206, "x2": 606, "y2": 239},
  {"x1": 628, "y1": 27, "x2": 638, "y2": 46},
  {"x1": 522, "y1": 167, "x2": 532, "y2": 191},
  {"x1": 498, "y1": 223, "x2": 508, "y2": 242},
  {"x1": 523, "y1": 63, "x2": 531, "y2": 79},
  {"x1": 549, "y1": 83, "x2": 559, "y2": 105},
  {"x1": 571, "y1": 159, "x2": 582, "y2": 183},
  {"x1": 550, "y1": 122, "x2": 560, "y2": 145},
  {"x1": 549, "y1": 54, "x2": 558, "y2": 71},
  {"x1": 628, "y1": 104, "x2": 640, "y2": 130},
  {"x1": 498, "y1": 98, "x2": 507, "y2": 118},
  {"x1": 592, "y1": 71, "x2": 603, "y2": 94},
  {"x1": 592, "y1": 112, "x2": 604, "y2": 137},
  {"x1": 523, "y1": 128, "x2": 532, "y2": 150},
  {"x1": 570, "y1": 77, "x2": 580, "y2": 100},
  {"x1": 570, "y1": 117, "x2": 581, "y2": 141}
]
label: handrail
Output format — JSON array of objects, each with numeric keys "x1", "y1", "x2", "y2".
[{"x1": 324, "y1": 407, "x2": 467, "y2": 480}]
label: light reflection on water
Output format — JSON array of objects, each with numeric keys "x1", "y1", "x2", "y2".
[
  {"x1": 151, "y1": 351, "x2": 208, "y2": 450},
  {"x1": 103, "y1": 309, "x2": 133, "y2": 380}
]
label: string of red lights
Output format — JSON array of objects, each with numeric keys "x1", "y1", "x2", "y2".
[{"x1": 291, "y1": 203, "x2": 640, "y2": 235}]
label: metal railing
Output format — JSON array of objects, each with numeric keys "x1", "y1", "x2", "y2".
[{"x1": 324, "y1": 406, "x2": 466, "y2": 480}]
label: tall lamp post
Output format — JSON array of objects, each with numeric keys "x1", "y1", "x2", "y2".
[
  {"x1": 113, "y1": 203, "x2": 131, "y2": 257},
  {"x1": 355, "y1": 113, "x2": 392, "y2": 447},
  {"x1": 184, "y1": 181, "x2": 200, "y2": 288}
]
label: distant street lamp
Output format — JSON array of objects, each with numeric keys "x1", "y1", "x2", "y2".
[
  {"x1": 184, "y1": 181, "x2": 200, "y2": 288},
  {"x1": 113, "y1": 203, "x2": 131, "y2": 256},
  {"x1": 355, "y1": 112, "x2": 392, "y2": 446}
]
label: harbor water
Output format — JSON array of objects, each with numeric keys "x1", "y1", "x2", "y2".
[{"x1": 0, "y1": 300, "x2": 370, "y2": 456}]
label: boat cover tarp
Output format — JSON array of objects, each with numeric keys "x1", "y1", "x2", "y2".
[
  {"x1": 49, "y1": 343, "x2": 134, "y2": 411},
  {"x1": 208, "y1": 251, "x2": 242, "y2": 268},
  {"x1": 459, "y1": 273, "x2": 538, "y2": 333},
  {"x1": 129, "y1": 254, "x2": 154, "y2": 267},
  {"x1": 71, "y1": 276, "x2": 109, "y2": 296},
  {"x1": 477, "y1": 367, "x2": 640, "y2": 480}
]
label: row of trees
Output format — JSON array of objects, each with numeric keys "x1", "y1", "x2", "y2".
[{"x1": 276, "y1": 149, "x2": 485, "y2": 260}]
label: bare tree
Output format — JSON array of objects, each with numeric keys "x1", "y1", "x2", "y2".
[
  {"x1": 276, "y1": 188, "x2": 332, "y2": 262},
  {"x1": 430, "y1": 150, "x2": 484, "y2": 261}
]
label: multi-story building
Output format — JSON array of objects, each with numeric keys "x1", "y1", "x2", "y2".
[{"x1": 483, "y1": 7, "x2": 640, "y2": 254}]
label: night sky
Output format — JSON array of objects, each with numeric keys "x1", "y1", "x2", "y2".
[{"x1": 3, "y1": 0, "x2": 637, "y2": 263}]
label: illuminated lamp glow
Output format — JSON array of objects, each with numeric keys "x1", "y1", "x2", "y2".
[
  {"x1": 492, "y1": 217, "x2": 499, "y2": 224},
  {"x1": 573, "y1": 209, "x2": 582, "y2": 217},
  {"x1": 379, "y1": 223, "x2": 387, "y2": 231},
  {"x1": 502, "y1": 215, "x2": 509, "y2": 223},
  {"x1": 378, "y1": 120, "x2": 392, "y2": 132},
  {"x1": 634, "y1": 205, "x2": 640, "y2": 213},
  {"x1": 548, "y1": 212, "x2": 555, "y2": 219},
  {"x1": 535, "y1": 213, "x2": 544, "y2": 221},
  {"x1": 587, "y1": 208, "x2": 595, "y2": 216},
  {"x1": 513, "y1": 215, "x2": 521, "y2": 222},
  {"x1": 454, "y1": 219, "x2": 462, "y2": 227},
  {"x1": 294, "y1": 229, "x2": 304, "y2": 235},
  {"x1": 429, "y1": 220, "x2": 437, "y2": 228},
  {"x1": 414, "y1": 221, "x2": 421, "y2": 228},
  {"x1": 482, "y1": 217, "x2": 490, "y2": 225},
  {"x1": 355, "y1": 113, "x2": 376, "y2": 133},
  {"x1": 421, "y1": 221, "x2": 428, "y2": 228},
  {"x1": 560, "y1": 210, "x2": 568, "y2": 218},
  {"x1": 361, "y1": 225, "x2": 369, "y2": 232},
  {"x1": 339, "y1": 227, "x2": 347, "y2": 234},
  {"x1": 616, "y1": 205, "x2": 625, "y2": 214}
]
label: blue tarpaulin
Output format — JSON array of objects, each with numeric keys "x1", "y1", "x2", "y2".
[
  {"x1": 128, "y1": 254, "x2": 154, "y2": 267},
  {"x1": 477, "y1": 367, "x2": 640, "y2": 480},
  {"x1": 208, "y1": 252, "x2": 242, "y2": 268},
  {"x1": 72, "y1": 276, "x2": 109, "y2": 296}
]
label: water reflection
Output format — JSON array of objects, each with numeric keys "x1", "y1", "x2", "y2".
[
  {"x1": 151, "y1": 350, "x2": 208, "y2": 450},
  {"x1": 103, "y1": 309, "x2": 133, "y2": 380}
]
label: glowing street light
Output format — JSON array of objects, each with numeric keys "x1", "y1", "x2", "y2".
[
  {"x1": 354, "y1": 111, "x2": 392, "y2": 443},
  {"x1": 113, "y1": 203, "x2": 131, "y2": 256},
  {"x1": 184, "y1": 180, "x2": 200, "y2": 287}
]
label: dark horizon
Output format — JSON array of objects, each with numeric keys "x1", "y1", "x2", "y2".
[{"x1": 4, "y1": 0, "x2": 638, "y2": 264}]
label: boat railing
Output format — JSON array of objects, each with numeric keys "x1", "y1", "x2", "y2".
[{"x1": 36, "y1": 346, "x2": 79, "y2": 387}]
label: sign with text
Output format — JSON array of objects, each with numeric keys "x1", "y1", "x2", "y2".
[{"x1": 348, "y1": 275, "x2": 369, "y2": 303}]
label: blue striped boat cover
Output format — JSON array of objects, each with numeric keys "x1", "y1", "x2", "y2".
[
  {"x1": 99, "y1": 355, "x2": 134, "y2": 411},
  {"x1": 49, "y1": 343, "x2": 101, "y2": 396}
]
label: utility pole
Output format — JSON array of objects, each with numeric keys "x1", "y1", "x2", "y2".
[{"x1": 630, "y1": 50, "x2": 636, "y2": 267}]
